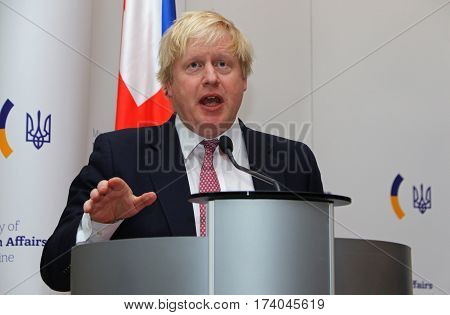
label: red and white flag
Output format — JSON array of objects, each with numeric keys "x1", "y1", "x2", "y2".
[{"x1": 116, "y1": 0, "x2": 176, "y2": 130}]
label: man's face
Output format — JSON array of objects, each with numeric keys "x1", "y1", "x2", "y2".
[{"x1": 165, "y1": 34, "x2": 247, "y2": 138}]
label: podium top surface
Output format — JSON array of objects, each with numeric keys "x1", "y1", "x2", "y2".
[{"x1": 189, "y1": 191, "x2": 351, "y2": 207}]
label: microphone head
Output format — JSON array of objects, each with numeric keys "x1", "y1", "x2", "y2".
[{"x1": 219, "y1": 135, "x2": 233, "y2": 154}]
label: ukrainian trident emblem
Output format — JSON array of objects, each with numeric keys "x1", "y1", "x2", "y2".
[
  {"x1": 26, "y1": 110, "x2": 51, "y2": 150},
  {"x1": 412, "y1": 184, "x2": 431, "y2": 214}
]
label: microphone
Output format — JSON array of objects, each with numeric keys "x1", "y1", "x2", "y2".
[{"x1": 219, "y1": 135, "x2": 281, "y2": 191}]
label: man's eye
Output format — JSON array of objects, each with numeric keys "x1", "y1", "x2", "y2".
[
  {"x1": 187, "y1": 62, "x2": 200, "y2": 70},
  {"x1": 216, "y1": 61, "x2": 227, "y2": 68}
]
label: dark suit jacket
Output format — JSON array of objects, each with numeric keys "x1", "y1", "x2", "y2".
[{"x1": 40, "y1": 116, "x2": 323, "y2": 291}]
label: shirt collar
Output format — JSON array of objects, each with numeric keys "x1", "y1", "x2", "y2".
[{"x1": 175, "y1": 115, "x2": 243, "y2": 161}]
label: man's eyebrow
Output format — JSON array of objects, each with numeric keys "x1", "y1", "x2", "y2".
[
  {"x1": 181, "y1": 52, "x2": 234, "y2": 62},
  {"x1": 180, "y1": 56, "x2": 202, "y2": 65}
]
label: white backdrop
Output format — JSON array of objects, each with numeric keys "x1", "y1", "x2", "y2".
[
  {"x1": 312, "y1": 0, "x2": 450, "y2": 294},
  {"x1": 1, "y1": 0, "x2": 449, "y2": 294},
  {"x1": 0, "y1": 0, "x2": 92, "y2": 293}
]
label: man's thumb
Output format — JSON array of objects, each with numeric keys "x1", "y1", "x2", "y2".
[{"x1": 134, "y1": 192, "x2": 157, "y2": 211}]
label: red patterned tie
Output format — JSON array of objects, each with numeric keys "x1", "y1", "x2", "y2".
[{"x1": 199, "y1": 139, "x2": 221, "y2": 237}]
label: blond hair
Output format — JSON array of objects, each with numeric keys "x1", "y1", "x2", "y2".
[{"x1": 157, "y1": 11, "x2": 253, "y2": 84}]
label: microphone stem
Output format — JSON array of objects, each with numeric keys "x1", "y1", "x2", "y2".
[{"x1": 225, "y1": 149, "x2": 281, "y2": 192}]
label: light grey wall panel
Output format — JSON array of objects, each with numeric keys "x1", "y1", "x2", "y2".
[{"x1": 312, "y1": 0, "x2": 450, "y2": 294}]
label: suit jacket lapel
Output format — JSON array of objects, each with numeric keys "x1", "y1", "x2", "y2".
[
  {"x1": 240, "y1": 120, "x2": 286, "y2": 191},
  {"x1": 143, "y1": 116, "x2": 196, "y2": 236}
]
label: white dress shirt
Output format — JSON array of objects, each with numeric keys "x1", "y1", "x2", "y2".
[
  {"x1": 175, "y1": 115, "x2": 254, "y2": 235},
  {"x1": 76, "y1": 115, "x2": 254, "y2": 242}
]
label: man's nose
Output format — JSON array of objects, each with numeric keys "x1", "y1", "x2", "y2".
[{"x1": 202, "y1": 63, "x2": 219, "y2": 86}]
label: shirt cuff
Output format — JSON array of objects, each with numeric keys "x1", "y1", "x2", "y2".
[{"x1": 76, "y1": 213, "x2": 123, "y2": 243}]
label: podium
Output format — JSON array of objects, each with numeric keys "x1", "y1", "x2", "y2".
[{"x1": 70, "y1": 192, "x2": 411, "y2": 294}]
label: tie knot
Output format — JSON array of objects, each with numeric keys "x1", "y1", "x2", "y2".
[{"x1": 201, "y1": 139, "x2": 219, "y2": 153}]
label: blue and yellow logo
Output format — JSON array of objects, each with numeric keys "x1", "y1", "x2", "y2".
[
  {"x1": 390, "y1": 174, "x2": 405, "y2": 219},
  {"x1": 0, "y1": 99, "x2": 14, "y2": 158},
  {"x1": 390, "y1": 173, "x2": 431, "y2": 219}
]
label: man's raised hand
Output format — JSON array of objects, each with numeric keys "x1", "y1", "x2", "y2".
[{"x1": 83, "y1": 177, "x2": 157, "y2": 224}]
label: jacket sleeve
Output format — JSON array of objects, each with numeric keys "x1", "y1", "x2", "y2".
[
  {"x1": 294, "y1": 142, "x2": 324, "y2": 193},
  {"x1": 305, "y1": 145, "x2": 324, "y2": 193},
  {"x1": 40, "y1": 134, "x2": 114, "y2": 292}
]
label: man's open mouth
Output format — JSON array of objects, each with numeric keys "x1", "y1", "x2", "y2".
[{"x1": 199, "y1": 94, "x2": 224, "y2": 106}]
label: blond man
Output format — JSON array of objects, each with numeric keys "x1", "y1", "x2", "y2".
[{"x1": 41, "y1": 11, "x2": 323, "y2": 292}]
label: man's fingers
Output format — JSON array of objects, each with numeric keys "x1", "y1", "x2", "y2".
[
  {"x1": 97, "y1": 180, "x2": 109, "y2": 195},
  {"x1": 83, "y1": 199, "x2": 92, "y2": 213},
  {"x1": 90, "y1": 188, "x2": 101, "y2": 202},
  {"x1": 86, "y1": 178, "x2": 146, "y2": 221},
  {"x1": 108, "y1": 177, "x2": 127, "y2": 191}
]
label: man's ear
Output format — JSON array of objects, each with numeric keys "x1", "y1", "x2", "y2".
[{"x1": 164, "y1": 83, "x2": 173, "y2": 98}]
